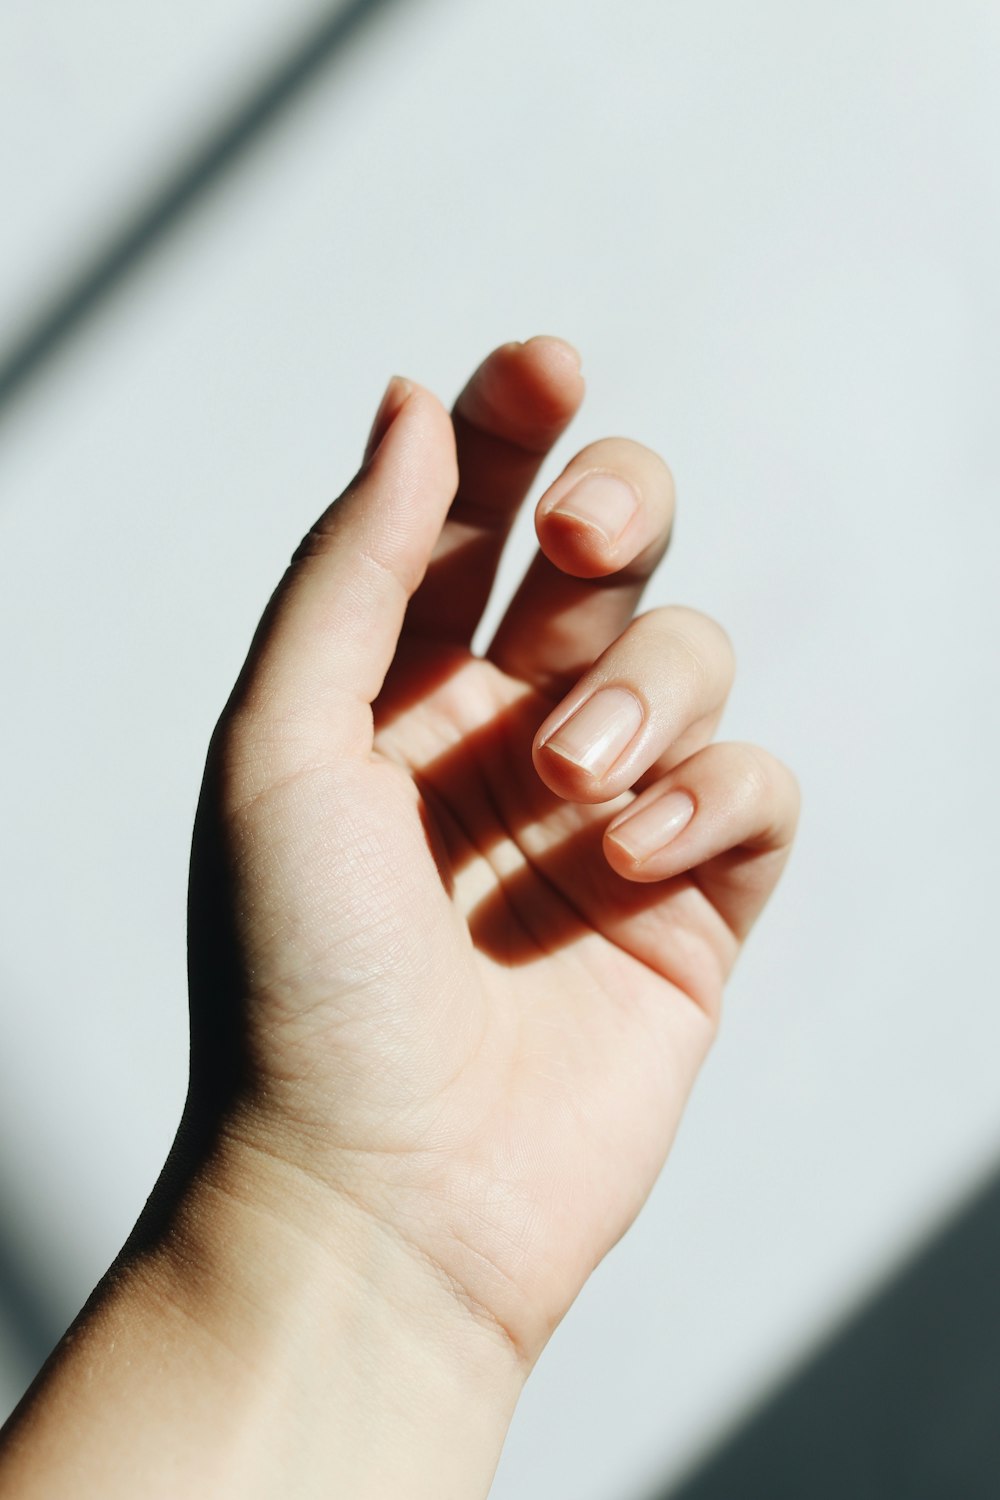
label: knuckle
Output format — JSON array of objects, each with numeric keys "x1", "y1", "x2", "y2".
[
  {"x1": 731, "y1": 743, "x2": 802, "y2": 841},
  {"x1": 673, "y1": 605, "x2": 733, "y2": 659},
  {"x1": 779, "y1": 760, "x2": 804, "y2": 825},
  {"x1": 734, "y1": 743, "x2": 774, "y2": 803},
  {"x1": 643, "y1": 446, "x2": 676, "y2": 502},
  {"x1": 214, "y1": 697, "x2": 324, "y2": 814},
  {"x1": 290, "y1": 527, "x2": 326, "y2": 566},
  {"x1": 289, "y1": 512, "x2": 339, "y2": 567},
  {"x1": 635, "y1": 605, "x2": 735, "y2": 682}
]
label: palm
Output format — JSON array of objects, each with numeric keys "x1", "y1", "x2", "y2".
[{"x1": 233, "y1": 640, "x2": 722, "y2": 1360}]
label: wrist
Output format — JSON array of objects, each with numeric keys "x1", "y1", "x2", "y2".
[
  {"x1": 143, "y1": 1123, "x2": 526, "y2": 1496},
  {"x1": 2, "y1": 1118, "x2": 525, "y2": 1500}
]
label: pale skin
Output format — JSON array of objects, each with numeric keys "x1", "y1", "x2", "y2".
[{"x1": 0, "y1": 336, "x2": 799, "y2": 1498}]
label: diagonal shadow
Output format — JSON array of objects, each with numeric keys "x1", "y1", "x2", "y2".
[
  {"x1": 0, "y1": 1195, "x2": 64, "y2": 1387},
  {"x1": 649, "y1": 1161, "x2": 1000, "y2": 1500},
  {"x1": 0, "y1": 0, "x2": 405, "y2": 425},
  {"x1": 0, "y1": 0, "x2": 407, "y2": 1395},
  {"x1": 0, "y1": 988, "x2": 83, "y2": 1393}
]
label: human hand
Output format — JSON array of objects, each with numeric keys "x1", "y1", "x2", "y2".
[
  {"x1": 185, "y1": 335, "x2": 800, "y2": 1374},
  {"x1": 0, "y1": 338, "x2": 800, "y2": 1500}
]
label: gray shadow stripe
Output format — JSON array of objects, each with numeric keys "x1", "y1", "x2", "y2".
[
  {"x1": 0, "y1": 0, "x2": 405, "y2": 424},
  {"x1": 0, "y1": 1217, "x2": 63, "y2": 1388},
  {"x1": 653, "y1": 1164, "x2": 1000, "y2": 1500}
]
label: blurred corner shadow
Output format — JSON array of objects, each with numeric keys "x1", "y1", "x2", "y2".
[
  {"x1": 646, "y1": 1160, "x2": 1000, "y2": 1500},
  {"x1": 0, "y1": 1201, "x2": 64, "y2": 1396},
  {"x1": 0, "y1": 0, "x2": 406, "y2": 426}
]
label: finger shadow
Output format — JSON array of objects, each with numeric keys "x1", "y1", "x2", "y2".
[
  {"x1": 373, "y1": 505, "x2": 619, "y2": 736},
  {"x1": 372, "y1": 531, "x2": 541, "y2": 734},
  {"x1": 462, "y1": 817, "x2": 675, "y2": 967},
  {"x1": 397, "y1": 693, "x2": 676, "y2": 968},
  {"x1": 375, "y1": 542, "x2": 638, "y2": 736}
]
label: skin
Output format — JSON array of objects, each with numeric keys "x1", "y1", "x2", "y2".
[{"x1": 0, "y1": 336, "x2": 799, "y2": 1498}]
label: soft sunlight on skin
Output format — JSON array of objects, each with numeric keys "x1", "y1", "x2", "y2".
[{"x1": 0, "y1": 337, "x2": 798, "y2": 1499}]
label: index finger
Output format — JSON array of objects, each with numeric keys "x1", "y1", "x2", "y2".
[{"x1": 401, "y1": 335, "x2": 585, "y2": 645}]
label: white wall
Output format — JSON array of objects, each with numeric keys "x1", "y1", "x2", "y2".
[{"x1": 1, "y1": 3, "x2": 998, "y2": 1495}]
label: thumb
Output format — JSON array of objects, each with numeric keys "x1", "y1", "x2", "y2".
[{"x1": 226, "y1": 378, "x2": 458, "y2": 760}]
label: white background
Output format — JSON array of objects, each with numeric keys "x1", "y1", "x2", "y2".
[{"x1": 1, "y1": 3, "x2": 997, "y2": 1496}]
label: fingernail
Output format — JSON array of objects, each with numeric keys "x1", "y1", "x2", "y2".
[
  {"x1": 548, "y1": 473, "x2": 639, "y2": 546},
  {"x1": 364, "y1": 376, "x2": 412, "y2": 462},
  {"x1": 607, "y1": 790, "x2": 696, "y2": 861},
  {"x1": 541, "y1": 688, "x2": 644, "y2": 777}
]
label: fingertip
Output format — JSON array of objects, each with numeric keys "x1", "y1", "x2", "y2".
[
  {"x1": 521, "y1": 333, "x2": 584, "y2": 379},
  {"x1": 534, "y1": 441, "x2": 674, "y2": 581},
  {"x1": 602, "y1": 827, "x2": 663, "y2": 883},
  {"x1": 603, "y1": 787, "x2": 698, "y2": 880},
  {"x1": 532, "y1": 683, "x2": 647, "y2": 804},
  {"x1": 366, "y1": 379, "x2": 459, "y2": 497},
  {"x1": 536, "y1": 491, "x2": 645, "y2": 580},
  {"x1": 363, "y1": 375, "x2": 414, "y2": 463},
  {"x1": 536, "y1": 470, "x2": 647, "y2": 579},
  {"x1": 531, "y1": 739, "x2": 605, "y2": 803},
  {"x1": 455, "y1": 335, "x2": 585, "y2": 450}
]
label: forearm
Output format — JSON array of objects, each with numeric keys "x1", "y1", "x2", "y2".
[{"x1": 0, "y1": 1132, "x2": 524, "y2": 1499}]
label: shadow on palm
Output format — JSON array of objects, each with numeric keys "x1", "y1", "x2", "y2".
[{"x1": 375, "y1": 640, "x2": 724, "y2": 1011}]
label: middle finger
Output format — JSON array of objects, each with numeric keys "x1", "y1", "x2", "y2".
[
  {"x1": 488, "y1": 437, "x2": 676, "y2": 695},
  {"x1": 531, "y1": 605, "x2": 735, "y2": 803}
]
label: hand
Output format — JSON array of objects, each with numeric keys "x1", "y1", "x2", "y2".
[
  {"x1": 0, "y1": 337, "x2": 800, "y2": 1500},
  {"x1": 186, "y1": 335, "x2": 799, "y2": 1373}
]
